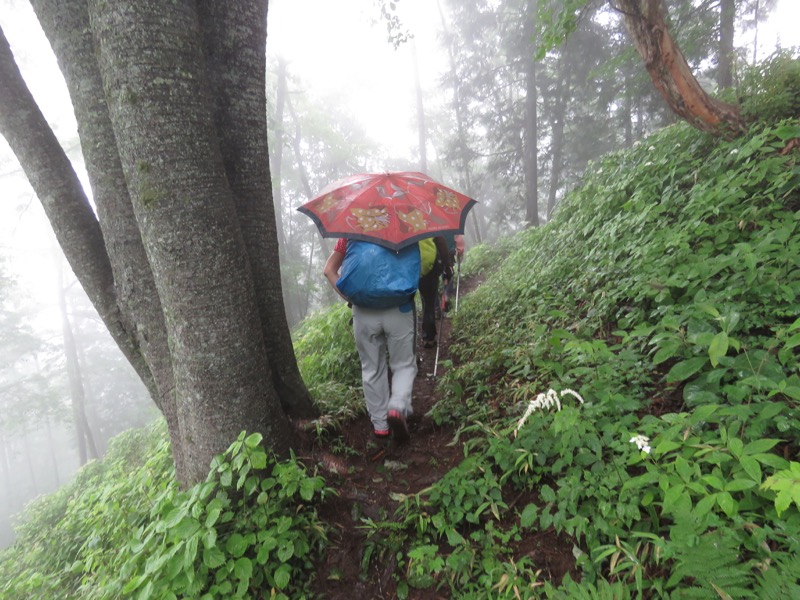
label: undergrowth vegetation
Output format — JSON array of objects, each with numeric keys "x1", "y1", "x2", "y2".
[
  {"x1": 0, "y1": 421, "x2": 332, "y2": 599},
  {"x1": 381, "y1": 58, "x2": 800, "y2": 597},
  {"x1": 1, "y1": 55, "x2": 798, "y2": 599},
  {"x1": 293, "y1": 302, "x2": 363, "y2": 430}
]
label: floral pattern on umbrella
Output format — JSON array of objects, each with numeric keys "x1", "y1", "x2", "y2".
[{"x1": 297, "y1": 172, "x2": 477, "y2": 251}]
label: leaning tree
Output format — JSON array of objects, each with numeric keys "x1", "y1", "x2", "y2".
[
  {"x1": 0, "y1": 0, "x2": 318, "y2": 486},
  {"x1": 539, "y1": 0, "x2": 748, "y2": 136}
]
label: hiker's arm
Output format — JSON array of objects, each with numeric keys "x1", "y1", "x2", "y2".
[
  {"x1": 434, "y1": 236, "x2": 453, "y2": 279},
  {"x1": 454, "y1": 235, "x2": 465, "y2": 262},
  {"x1": 323, "y1": 250, "x2": 349, "y2": 302}
]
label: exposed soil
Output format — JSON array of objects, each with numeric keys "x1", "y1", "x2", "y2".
[{"x1": 300, "y1": 275, "x2": 577, "y2": 598}]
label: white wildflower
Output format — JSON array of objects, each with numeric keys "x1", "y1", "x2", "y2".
[
  {"x1": 516, "y1": 389, "x2": 585, "y2": 433},
  {"x1": 629, "y1": 434, "x2": 652, "y2": 454},
  {"x1": 560, "y1": 389, "x2": 584, "y2": 405}
]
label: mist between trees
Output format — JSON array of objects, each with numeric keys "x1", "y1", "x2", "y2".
[{"x1": 0, "y1": 0, "x2": 793, "y2": 548}]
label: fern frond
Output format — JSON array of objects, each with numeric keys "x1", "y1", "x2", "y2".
[
  {"x1": 754, "y1": 552, "x2": 800, "y2": 600},
  {"x1": 666, "y1": 530, "x2": 755, "y2": 598}
]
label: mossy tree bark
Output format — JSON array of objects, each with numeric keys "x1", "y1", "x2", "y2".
[{"x1": 0, "y1": 0, "x2": 318, "y2": 486}]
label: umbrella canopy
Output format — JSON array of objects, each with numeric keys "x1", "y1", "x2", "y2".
[{"x1": 297, "y1": 172, "x2": 477, "y2": 251}]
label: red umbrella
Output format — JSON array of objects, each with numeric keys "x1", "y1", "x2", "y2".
[{"x1": 297, "y1": 172, "x2": 477, "y2": 251}]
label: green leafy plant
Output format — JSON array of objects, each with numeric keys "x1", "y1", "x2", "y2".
[
  {"x1": 762, "y1": 462, "x2": 800, "y2": 517},
  {"x1": 0, "y1": 423, "x2": 333, "y2": 600}
]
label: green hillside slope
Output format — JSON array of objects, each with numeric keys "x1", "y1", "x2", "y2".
[{"x1": 408, "y1": 86, "x2": 800, "y2": 597}]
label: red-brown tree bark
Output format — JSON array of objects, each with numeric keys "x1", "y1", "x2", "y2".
[{"x1": 617, "y1": 0, "x2": 745, "y2": 136}]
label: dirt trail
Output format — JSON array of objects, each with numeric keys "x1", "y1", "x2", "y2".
[
  {"x1": 302, "y1": 273, "x2": 577, "y2": 598},
  {"x1": 302, "y1": 276, "x2": 484, "y2": 599}
]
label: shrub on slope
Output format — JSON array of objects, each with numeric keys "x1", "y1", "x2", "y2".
[{"x1": 418, "y1": 118, "x2": 800, "y2": 595}]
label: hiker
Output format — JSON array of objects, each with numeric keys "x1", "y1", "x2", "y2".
[
  {"x1": 442, "y1": 234, "x2": 465, "y2": 313},
  {"x1": 418, "y1": 237, "x2": 453, "y2": 348},
  {"x1": 323, "y1": 238, "x2": 417, "y2": 442}
]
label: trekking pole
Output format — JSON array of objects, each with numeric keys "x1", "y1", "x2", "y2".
[
  {"x1": 455, "y1": 257, "x2": 461, "y2": 314},
  {"x1": 433, "y1": 284, "x2": 443, "y2": 378},
  {"x1": 433, "y1": 336, "x2": 441, "y2": 378}
]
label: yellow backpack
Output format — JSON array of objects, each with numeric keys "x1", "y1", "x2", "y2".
[{"x1": 419, "y1": 238, "x2": 436, "y2": 277}]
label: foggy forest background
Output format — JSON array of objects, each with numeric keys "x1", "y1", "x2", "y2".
[{"x1": 0, "y1": 0, "x2": 794, "y2": 548}]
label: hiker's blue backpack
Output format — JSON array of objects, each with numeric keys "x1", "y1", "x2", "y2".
[{"x1": 336, "y1": 241, "x2": 420, "y2": 309}]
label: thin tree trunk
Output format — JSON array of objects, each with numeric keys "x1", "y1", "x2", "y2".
[
  {"x1": 21, "y1": 427, "x2": 38, "y2": 497},
  {"x1": 58, "y1": 264, "x2": 99, "y2": 464},
  {"x1": 617, "y1": 0, "x2": 745, "y2": 136},
  {"x1": 718, "y1": 0, "x2": 735, "y2": 88},
  {"x1": 412, "y1": 40, "x2": 428, "y2": 173},
  {"x1": 636, "y1": 93, "x2": 645, "y2": 139},
  {"x1": 523, "y1": 0, "x2": 540, "y2": 226},
  {"x1": 437, "y1": 0, "x2": 483, "y2": 244},
  {"x1": 0, "y1": 429, "x2": 11, "y2": 501},
  {"x1": 547, "y1": 50, "x2": 568, "y2": 221},
  {"x1": 752, "y1": 0, "x2": 759, "y2": 64},
  {"x1": 45, "y1": 418, "x2": 62, "y2": 487},
  {"x1": 523, "y1": 89, "x2": 540, "y2": 225},
  {"x1": 282, "y1": 93, "x2": 338, "y2": 307},
  {"x1": 469, "y1": 209, "x2": 484, "y2": 245},
  {"x1": 302, "y1": 236, "x2": 315, "y2": 319},
  {"x1": 72, "y1": 307, "x2": 108, "y2": 456},
  {"x1": 270, "y1": 57, "x2": 302, "y2": 328},
  {"x1": 623, "y1": 71, "x2": 633, "y2": 147},
  {"x1": 272, "y1": 57, "x2": 289, "y2": 252}
]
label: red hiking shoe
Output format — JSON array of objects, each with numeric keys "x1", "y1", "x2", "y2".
[{"x1": 387, "y1": 409, "x2": 410, "y2": 443}]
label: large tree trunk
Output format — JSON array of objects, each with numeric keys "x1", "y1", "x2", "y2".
[
  {"x1": 195, "y1": 0, "x2": 317, "y2": 419},
  {"x1": 86, "y1": 0, "x2": 293, "y2": 484},
  {"x1": 0, "y1": 0, "x2": 318, "y2": 486},
  {"x1": 26, "y1": 0, "x2": 186, "y2": 474},
  {"x1": 617, "y1": 0, "x2": 745, "y2": 136}
]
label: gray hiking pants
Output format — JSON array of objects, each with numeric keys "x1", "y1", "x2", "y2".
[{"x1": 352, "y1": 302, "x2": 417, "y2": 432}]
